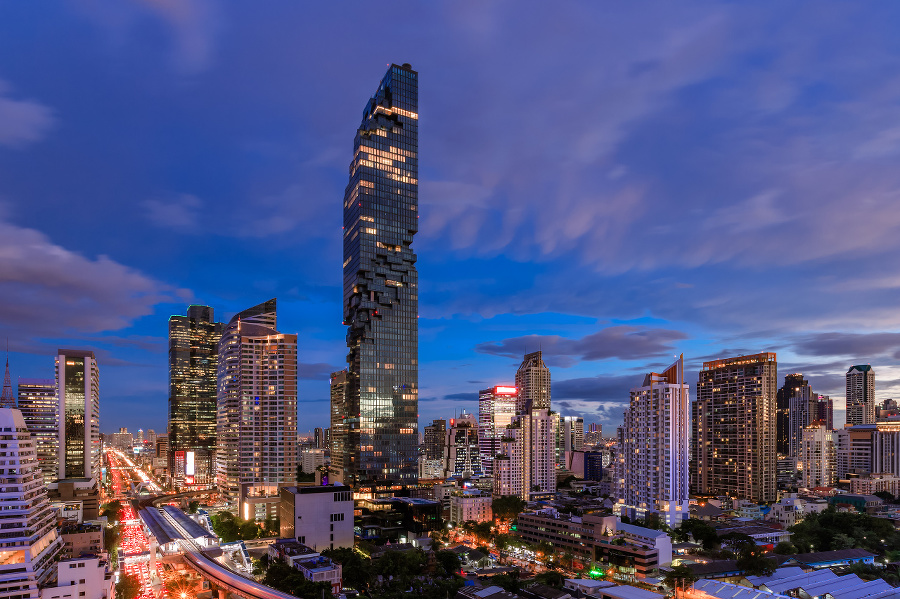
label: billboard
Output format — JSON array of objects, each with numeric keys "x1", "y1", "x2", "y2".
[{"x1": 186, "y1": 450, "x2": 195, "y2": 476}]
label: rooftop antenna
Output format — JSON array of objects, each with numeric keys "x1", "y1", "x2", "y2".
[{"x1": 1, "y1": 339, "x2": 14, "y2": 409}]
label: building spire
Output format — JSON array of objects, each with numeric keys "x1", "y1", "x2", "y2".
[{"x1": 0, "y1": 341, "x2": 14, "y2": 409}]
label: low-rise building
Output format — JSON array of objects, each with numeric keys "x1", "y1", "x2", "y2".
[
  {"x1": 516, "y1": 511, "x2": 672, "y2": 580},
  {"x1": 826, "y1": 493, "x2": 883, "y2": 514},
  {"x1": 449, "y1": 489, "x2": 492, "y2": 524},
  {"x1": 60, "y1": 521, "x2": 103, "y2": 558},
  {"x1": 40, "y1": 556, "x2": 114, "y2": 599},
  {"x1": 766, "y1": 494, "x2": 827, "y2": 528},
  {"x1": 268, "y1": 539, "x2": 342, "y2": 595},
  {"x1": 849, "y1": 473, "x2": 900, "y2": 496},
  {"x1": 278, "y1": 484, "x2": 353, "y2": 551},
  {"x1": 714, "y1": 524, "x2": 791, "y2": 548}
]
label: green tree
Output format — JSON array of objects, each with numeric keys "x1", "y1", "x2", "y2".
[
  {"x1": 115, "y1": 573, "x2": 141, "y2": 599},
  {"x1": 773, "y1": 541, "x2": 797, "y2": 555},
  {"x1": 263, "y1": 561, "x2": 334, "y2": 599},
  {"x1": 736, "y1": 546, "x2": 777, "y2": 576},
  {"x1": 534, "y1": 570, "x2": 565, "y2": 588},
  {"x1": 322, "y1": 547, "x2": 372, "y2": 591},
  {"x1": 491, "y1": 573, "x2": 521, "y2": 593},
  {"x1": 874, "y1": 491, "x2": 896, "y2": 503},
  {"x1": 188, "y1": 500, "x2": 200, "y2": 513},
  {"x1": 100, "y1": 500, "x2": 123, "y2": 525},
  {"x1": 472, "y1": 521, "x2": 494, "y2": 544},
  {"x1": 296, "y1": 464, "x2": 315, "y2": 483},
  {"x1": 663, "y1": 564, "x2": 698, "y2": 590},
  {"x1": 492, "y1": 495, "x2": 526, "y2": 522},
  {"x1": 434, "y1": 550, "x2": 462, "y2": 577},
  {"x1": 673, "y1": 518, "x2": 719, "y2": 550}
]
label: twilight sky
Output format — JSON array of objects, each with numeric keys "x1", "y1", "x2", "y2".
[{"x1": 1, "y1": 2, "x2": 899, "y2": 434}]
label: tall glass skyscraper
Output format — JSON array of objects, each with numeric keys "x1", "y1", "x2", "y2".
[
  {"x1": 56, "y1": 349, "x2": 100, "y2": 481},
  {"x1": 168, "y1": 305, "x2": 223, "y2": 489},
  {"x1": 341, "y1": 63, "x2": 419, "y2": 485},
  {"x1": 17, "y1": 378, "x2": 59, "y2": 484}
]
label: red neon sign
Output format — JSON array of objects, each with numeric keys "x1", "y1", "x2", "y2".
[{"x1": 495, "y1": 386, "x2": 517, "y2": 395}]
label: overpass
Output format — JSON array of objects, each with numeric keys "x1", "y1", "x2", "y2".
[{"x1": 139, "y1": 505, "x2": 296, "y2": 599}]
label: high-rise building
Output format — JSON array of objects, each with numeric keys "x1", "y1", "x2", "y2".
[
  {"x1": 341, "y1": 63, "x2": 419, "y2": 486},
  {"x1": 800, "y1": 424, "x2": 834, "y2": 489},
  {"x1": 846, "y1": 365, "x2": 875, "y2": 426},
  {"x1": 423, "y1": 418, "x2": 446, "y2": 461},
  {"x1": 478, "y1": 386, "x2": 517, "y2": 475},
  {"x1": 618, "y1": 356, "x2": 690, "y2": 527},
  {"x1": 17, "y1": 378, "x2": 58, "y2": 484},
  {"x1": 56, "y1": 349, "x2": 100, "y2": 482},
  {"x1": 329, "y1": 370, "x2": 349, "y2": 482},
  {"x1": 1, "y1": 354, "x2": 14, "y2": 408},
  {"x1": 776, "y1": 374, "x2": 818, "y2": 459},
  {"x1": 0, "y1": 408, "x2": 64, "y2": 597},
  {"x1": 168, "y1": 305, "x2": 223, "y2": 489},
  {"x1": 216, "y1": 299, "x2": 298, "y2": 520},
  {"x1": 815, "y1": 394, "x2": 834, "y2": 429},
  {"x1": 314, "y1": 427, "x2": 325, "y2": 449},
  {"x1": 555, "y1": 415, "x2": 584, "y2": 468},
  {"x1": 515, "y1": 351, "x2": 550, "y2": 412},
  {"x1": 492, "y1": 408, "x2": 555, "y2": 500},
  {"x1": 692, "y1": 352, "x2": 777, "y2": 502},
  {"x1": 443, "y1": 413, "x2": 483, "y2": 479}
]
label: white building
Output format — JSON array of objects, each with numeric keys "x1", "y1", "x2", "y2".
[
  {"x1": 846, "y1": 365, "x2": 875, "y2": 426},
  {"x1": 492, "y1": 408, "x2": 555, "y2": 500},
  {"x1": 449, "y1": 489, "x2": 492, "y2": 524},
  {"x1": 766, "y1": 494, "x2": 827, "y2": 528},
  {"x1": 216, "y1": 299, "x2": 298, "y2": 521},
  {"x1": 0, "y1": 408, "x2": 64, "y2": 599},
  {"x1": 516, "y1": 351, "x2": 551, "y2": 412},
  {"x1": 40, "y1": 556, "x2": 113, "y2": 599},
  {"x1": 555, "y1": 415, "x2": 584, "y2": 468},
  {"x1": 278, "y1": 484, "x2": 354, "y2": 551},
  {"x1": 300, "y1": 449, "x2": 325, "y2": 475},
  {"x1": 800, "y1": 424, "x2": 834, "y2": 489},
  {"x1": 618, "y1": 356, "x2": 690, "y2": 527}
]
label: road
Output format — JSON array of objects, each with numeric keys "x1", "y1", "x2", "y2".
[{"x1": 107, "y1": 450, "x2": 169, "y2": 599}]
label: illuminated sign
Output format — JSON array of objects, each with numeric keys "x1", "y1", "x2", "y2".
[
  {"x1": 185, "y1": 451, "x2": 195, "y2": 476},
  {"x1": 494, "y1": 386, "x2": 517, "y2": 395}
]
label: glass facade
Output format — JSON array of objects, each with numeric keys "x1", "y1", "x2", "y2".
[
  {"x1": 17, "y1": 378, "x2": 59, "y2": 484},
  {"x1": 64, "y1": 358, "x2": 85, "y2": 478},
  {"x1": 342, "y1": 63, "x2": 419, "y2": 485},
  {"x1": 56, "y1": 349, "x2": 100, "y2": 481},
  {"x1": 168, "y1": 305, "x2": 223, "y2": 487}
]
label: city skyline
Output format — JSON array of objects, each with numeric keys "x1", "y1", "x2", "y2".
[{"x1": 2, "y1": 4, "x2": 900, "y2": 434}]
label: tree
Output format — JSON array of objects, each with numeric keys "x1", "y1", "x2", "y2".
[
  {"x1": 534, "y1": 570, "x2": 566, "y2": 588},
  {"x1": 188, "y1": 500, "x2": 200, "y2": 513},
  {"x1": 673, "y1": 518, "x2": 719, "y2": 550},
  {"x1": 831, "y1": 533, "x2": 855, "y2": 550},
  {"x1": 115, "y1": 573, "x2": 141, "y2": 599},
  {"x1": 492, "y1": 495, "x2": 526, "y2": 522},
  {"x1": 773, "y1": 541, "x2": 797, "y2": 555},
  {"x1": 296, "y1": 464, "x2": 315, "y2": 483},
  {"x1": 322, "y1": 547, "x2": 371, "y2": 591},
  {"x1": 472, "y1": 521, "x2": 494, "y2": 544},
  {"x1": 736, "y1": 546, "x2": 777, "y2": 577},
  {"x1": 434, "y1": 550, "x2": 462, "y2": 577},
  {"x1": 263, "y1": 561, "x2": 334, "y2": 599},
  {"x1": 491, "y1": 573, "x2": 521, "y2": 593},
  {"x1": 874, "y1": 491, "x2": 896, "y2": 503},
  {"x1": 100, "y1": 500, "x2": 123, "y2": 525},
  {"x1": 663, "y1": 565, "x2": 698, "y2": 591}
]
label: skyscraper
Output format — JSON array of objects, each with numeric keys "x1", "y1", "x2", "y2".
[
  {"x1": 330, "y1": 370, "x2": 349, "y2": 483},
  {"x1": 478, "y1": 386, "x2": 517, "y2": 475},
  {"x1": 692, "y1": 352, "x2": 777, "y2": 502},
  {"x1": 423, "y1": 418, "x2": 446, "y2": 461},
  {"x1": 492, "y1": 408, "x2": 555, "y2": 500},
  {"x1": 17, "y1": 378, "x2": 58, "y2": 484},
  {"x1": 555, "y1": 415, "x2": 584, "y2": 468},
  {"x1": 515, "y1": 351, "x2": 550, "y2": 412},
  {"x1": 800, "y1": 424, "x2": 835, "y2": 489},
  {"x1": 846, "y1": 365, "x2": 875, "y2": 426},
  {"x1": 815, "y1": 394, "x2": 834, "y2": 429},
  {"x1": 56, "y1": 349, "x2": 100, "y2": 481},
  {"x1": 216, "y1": 299, "x2": 298, "y2": 520},
  {"x1": 341, "y1": 63, "x2": 419, "y2": 485},
  {"x1": 776, "y1": 373, "x2": 817, "y2": 459},
  {"x1": 168, "y1": 305, "x2": 223, "y2": 489},
  {"x1": 0, "y1": 408, "x2": 63, "y2": 596},
  {"x1": 618, "y1": 356, "x2": 690, "y2": 527}
]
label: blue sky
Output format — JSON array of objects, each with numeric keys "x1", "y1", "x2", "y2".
[{"x1": 1, "y1": 2, "x2": 899, "y2": 434}]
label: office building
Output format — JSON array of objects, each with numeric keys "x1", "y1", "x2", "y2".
[
  {"x1": 815, "y1": 394, "x2": 834, "y2": 429},
  {"x1": 692, "y1": 352, "x2": 777, "y2": 502},
  {"x1": 618, "y1": 356, "x2": 690, "y2": 527},
  {"x1": 168, "y1": 305, "x2": 223, "y2": 489},
  {"x1": 313, "y1": 427, "x2": 325, "y2": 449},
  {"x1": 443, "y1": 412, "x2": 483, "y2": 478},
  {"x1": 846, "y1": 365, "x2": 875, "y2": 426},
  {"x1": 449, "y1": 489, "x2": 492, "y2": 524},
  {"x1": 423, "y1": 418, "x2": 446, "y2": 461},
  {"x1": 478, "y1": 386, "x2": 517, "y2": 475},
  {"x1": 515, "y1": 351, "x2": 550, "y2": 411},
  {"x1": 17, "y1": 378, "x2": 58, "y2": 484},
  {"x1": 0, "y1": 408, "x2": 64, "y2": 598},
  {"x1": 800, "y1": 424, "x2": 835, "y2": 489},
  {"x1": 216, "y1": 299, "x2": 298, "y2": 520},
  {"x1": 329, "y1": 370, "x2": 349, "y2": 482},
  {"x1": 340, "y1": 63, "x2": 419, "y2": 485},
  {"x1": 279, "y1": 485, "x2": 354, "y2": 551},
  {"x1": 40, "y1": 555, "x2": 113, "y2": 599},
  {"x1": 300, "y1": 449, "x2": 325, "y2": 475},
  {"x1": 555, "y1": 414, "x2": 584, "y2": 468},
  {"x1": 776, "y1": 373, "x2": 817, "y2": 458},
  {"x1": 56, "y1": 350, "x2": 100, "y2": 482}
]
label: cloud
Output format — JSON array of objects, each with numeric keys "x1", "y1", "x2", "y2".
[
  {"x1": 444, "y1": 392, "x2": 478, "y2": 401},
  {"x1": 298, "y1": 362, "x2": 337, "y2": 381},
  {"x1": 0, "y1": 214, "x2": 188, "y2": 343},
  {"x1": 475, "y1": 326, "x2": 689, "y2": 367},
  {"x1": 0, "y1": 80, "x2": 54, "y2": 147},
  {"x1": 790, "y1": 332, "x2": 900, "y2": 360},
  {"x1": 142, "y1": 194, "x2": 202, "y2": 230},
  {"x1": 554, "y1": 374, "x2": 642, "y2": 401}
]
